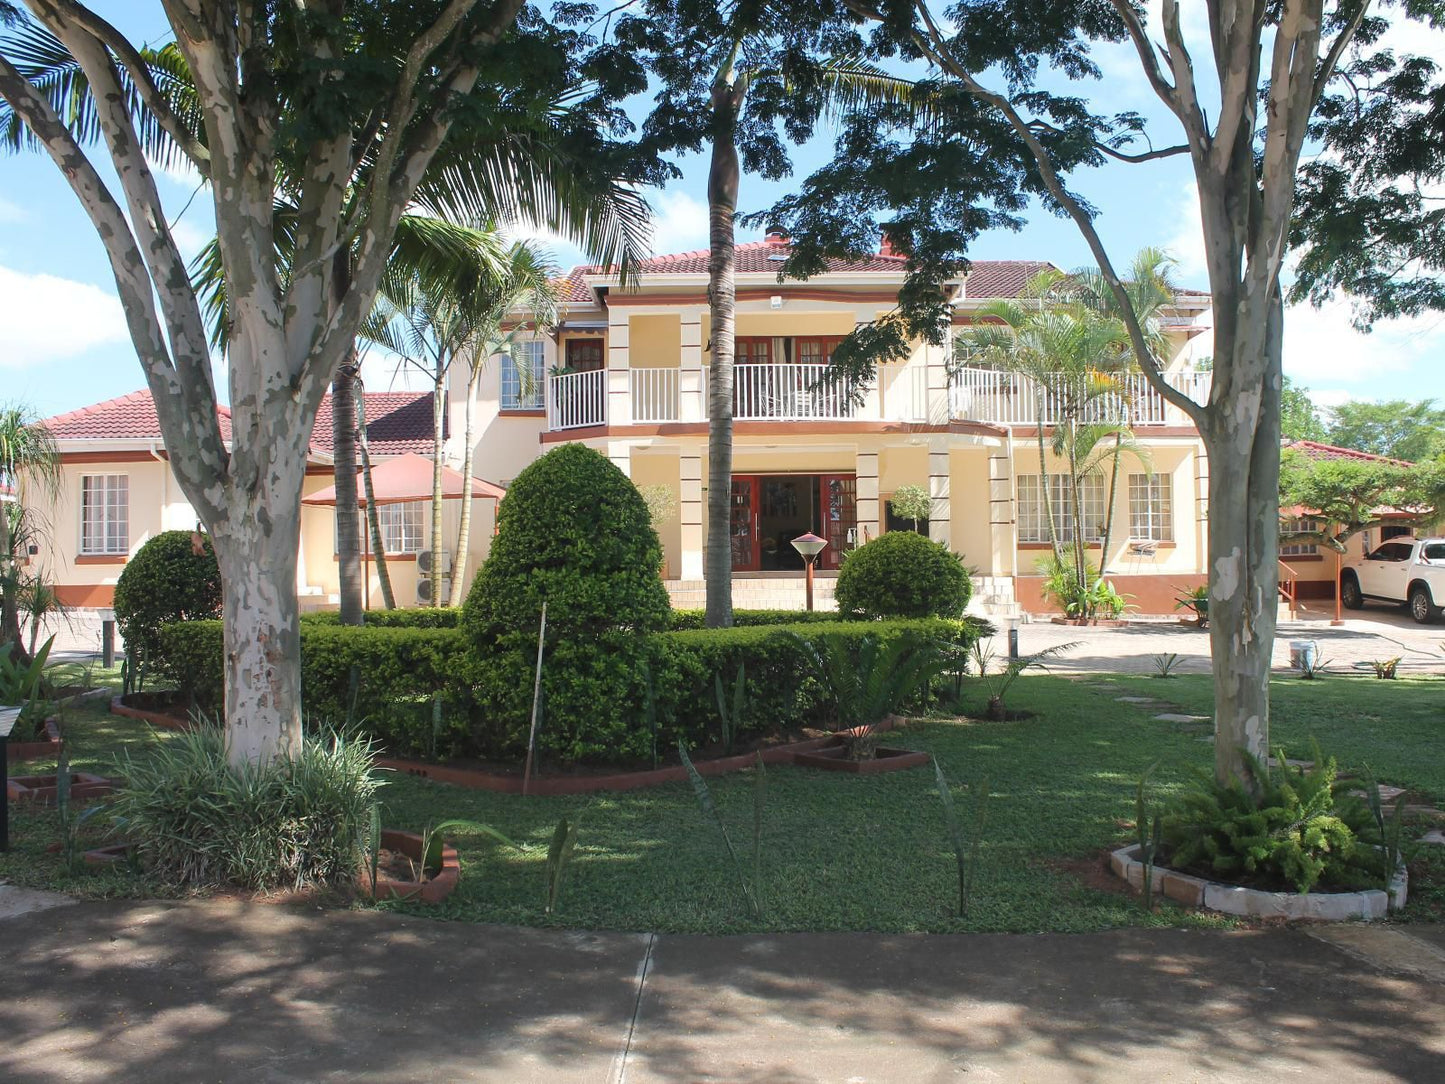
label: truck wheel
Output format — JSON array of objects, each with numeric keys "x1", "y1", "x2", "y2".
[
  {"x1": 1341, "y1": 574, "x2": 1364, "y2": 610},
  {"x1": 1410, "y1": 584, "x2": 1436, "y2": 624}
]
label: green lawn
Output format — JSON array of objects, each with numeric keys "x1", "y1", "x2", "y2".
[{"x1": 4, "y1": 670, "x2": 1442, "y2": 933}]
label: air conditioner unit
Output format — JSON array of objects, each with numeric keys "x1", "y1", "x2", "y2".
[
  {"x1": 416, "y1": 576, "x2": 452, "y2": 605},
  {"x1": 417, "y1": 549, "x2": 453, "y2": 576}
]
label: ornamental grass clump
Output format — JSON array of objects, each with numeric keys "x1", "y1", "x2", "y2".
[
  {"x1": 1161, "y1": 745, "x2": 1390, "y2": 894},
  {"x1": 111, "y1": 727, "x2": 382, "y2": 891}
]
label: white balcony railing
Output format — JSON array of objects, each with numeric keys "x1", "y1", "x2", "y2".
[
  {"x1": 546, "y1": 369, "x2": 606, "y2": 430},
  {"x1": 630, "y1": 367, "x2": 680, "y2": 422},
  {"x1": 948, "y1": 367, "x2": 1210, "y2": 427},
  {"x1": 733, "y1": 363, "x2": 857, "y2": 420}
]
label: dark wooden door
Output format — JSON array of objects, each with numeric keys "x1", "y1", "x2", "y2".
[
  {"x1": 818, "y1": 474, "x2": 857, "y2": 569},
  {"x1": 730, "y1": 477, "x2": 760, "y2": 571}
]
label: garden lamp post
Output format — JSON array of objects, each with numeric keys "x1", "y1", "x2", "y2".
[
  {"x1": 790, "y1": 532, "x2": 828, "y2": 611},
  {"x1": 0, "y1": 705, "x2": 17, "y2": 852}
]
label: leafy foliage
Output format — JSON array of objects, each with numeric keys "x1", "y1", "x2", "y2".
[
  {"x1": 667, "y1": 608, "x2": 849, "y2": 630},
  {"x1": 110, "y1": 727, "x2": 383, "y2": 890},
  {"x1": 1280, "y1": 377, "x2": 1327, "y2": 443},
  {"x1": 788, "y1": 630, "x2": 950, "y2": 728},
  {"x1": 969, "y1": 640, "x2": 1077, "y2": 721},
  {"x1": 1279, "y1": 450, "x2": 1445, "y2": 554},
  {"x1": 1326, "y1": 399, "x2": 1445, "y2": 463},
  {"x1": 113, "y1": 531, "x2": 223, "y2": 668},
  {"x1": 888, "y1": 484, "x2": 932, "y2": 529},
  {"x1": 463, "y1": 444, "x2": 669, "y2": 764},
  {"x1": 1161, "y1": 747, "x2": 1388, "y2": 894},
  {"x1": 834, "y1": 530, "x2": 971, "y2": 619},
  {"x1": 0, "y1": 633, "x2": 50, "y2": 706}
]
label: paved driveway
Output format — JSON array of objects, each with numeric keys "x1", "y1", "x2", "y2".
[{"x1": 984, "y1": 603, "x2": 1445, "y2": 676}]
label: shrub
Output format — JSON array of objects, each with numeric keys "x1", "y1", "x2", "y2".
[
  {"x1": 1162, "y1": 748, "x2": 1388, "y2": 893},
  {"x1": 463, "y1": 444, "x2": 670, "y2": 763},
  {"x1": 834, "y1": 531, "x2": 971, "y2": 619},
  {"x1": 667, "y1": 608, "x2": 855, "y2": 630},
  {"x1": 302, "y1": 608, "x2": 461, "y2": 629},
  {"x1": 113, "y1": 530, "x2": 222, "y2": 667},
  {"x1": 110, "y1": 727, "x2": 381, "y2": 890},
  {"x1": 156, "y1": 620, "x2": 471, "y2": 758}
]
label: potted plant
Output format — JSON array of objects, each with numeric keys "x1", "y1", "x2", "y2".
[{"x1": 1174, "y1": 585, "x2": 1209, "y2": 628}]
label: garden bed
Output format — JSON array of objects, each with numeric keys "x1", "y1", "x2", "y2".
[
  {"x1": 1109, "y1": 843, "x2": 1408, "y2": 920},
  {"x1": 110, "y1": 693, "x2": 201, "y2": 731},
  {"x1": 792, "y1": 741, "x2": 931, "y2": 774},
  {"x1": 6, "y1": 716, "x2": 61, "y2": 761},
  {"x1": 7, "y1": 771, "x2": 115, "y2": 806},
  {"x1": 1050, "y1": 617, "x2": 1129, "y2": 627},
  {"x1": 359, "y1": 829, "x2": 460, "y2": 904}
]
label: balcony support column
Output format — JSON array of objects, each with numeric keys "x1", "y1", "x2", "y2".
[
  {"x1": 608, "y1": 310, "x2": 631, "y2": 427},
  {"x1": 855, "y1": 451, "x2": 880, "y2": 547},
  {"x1": 928, "y1": 446, "x2": 951, "y2": 549},
  {"x1": 988, "y1": 451, "x2": 1015, "y2": 576},
  {"x1": 680, "y1": 310, "x2": 705, "y2": 423},
  {"x1": 680, "y1": 451, "x2": 704, "y2": 579}
]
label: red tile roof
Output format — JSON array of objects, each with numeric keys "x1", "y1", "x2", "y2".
[
  {"x1": 1283, "y1": 439, "x2": 1412, "y2": 467},
  {"x1": 561, "y1": 242, "x2": 1070, "y2": 302},
  {"x1": 43, "y1": 390, "x2": 438, "y2": 458}
]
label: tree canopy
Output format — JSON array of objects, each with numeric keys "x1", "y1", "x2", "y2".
[{"x1": 1327, "y1": 398, "x2": 1445, "y2": 462}]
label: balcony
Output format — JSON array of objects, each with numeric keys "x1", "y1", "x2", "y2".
[{"x1": 947, "y1": 367, "x2": 1210, "y2": 427}]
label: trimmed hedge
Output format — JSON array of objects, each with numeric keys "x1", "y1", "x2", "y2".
[
  {"x1": 113, "y1": 530, "x2": 223, "y2": 666},
  {"x1": 667, "y1": 608, "x2": 856, "y2": 630},
  {"x1": 156, "y1": 614, "x2": 992, "y2": 767},
  {"x1": 156, "y1": 620, "x2": 470, "y2": 758},
  {"x1": 835, "y1": 530, "x2": 972, "y2": 619},
  {"x1": 302, "y1": 608, "x2": 462, "y2": 629}
]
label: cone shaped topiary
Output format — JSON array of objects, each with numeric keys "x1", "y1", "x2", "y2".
[{"x1": 463, "y1": 444, "x2": 670, "y2": 763}]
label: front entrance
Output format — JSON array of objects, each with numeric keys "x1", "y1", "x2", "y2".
[{"x1": 730, "y1": 474, "x2": 856, "y2": 572}]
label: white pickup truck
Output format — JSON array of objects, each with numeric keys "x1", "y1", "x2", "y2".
[{"x1": 1340, "y1": 537, "x2": 1445, "y2": 623}]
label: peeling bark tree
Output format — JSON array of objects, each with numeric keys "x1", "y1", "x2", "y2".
[
  {"x1": 783, "y1": 0, "x2": 1391, "y2": 785},
  {"x1": 0, "y1": 0, "x2": 526, "y2": 765}
]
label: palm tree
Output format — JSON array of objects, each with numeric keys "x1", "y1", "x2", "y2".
[
  {"x1": 0, "y1": 404, "x2": 59, "y2": 662},
  {"x1": 365, "y1": 233, "x2": 560, "y2": 606}
]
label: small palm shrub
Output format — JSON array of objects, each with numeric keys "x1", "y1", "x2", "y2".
[
  {"x1": 789, "y1": 631, "x2": 949, "y2": 728},
  {"x1": 110, "y1": 727, "x2": 382, "y2": 890},
  {"x1": 834, "y1": 531, "x2": 971, "y2": 619},
  {"x1": 1161, "y1": 747, "x2": 1388, "y2": 893},
  {"x1": 114, "y1": 530, "x2": 222, "y2": 671}
]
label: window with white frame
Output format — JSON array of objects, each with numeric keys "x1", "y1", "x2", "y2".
[
  {"x1": 80, "y1": 474, "x2": 128, "y2": 555},
  {"x1": 1017, "y1": 474, "x2": 1107, "y2": 543},
  {"x1": 378, "y1": 503, "x2": 425, "y2": 554},
  {"x1": 1128, "y1": 473, "x2": 1173, "y2": 542},
  {"x1": 1280, "y1": 516, "x2": 1322, "y2": 556},
  {"x1": 502, "y1": 339, "x2": 545, "y2": 409}
]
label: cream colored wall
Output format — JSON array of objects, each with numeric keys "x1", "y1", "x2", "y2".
[
  {"x1": 1007, "y1": 440, "x2": 1205, "y2": 576},
  {"x1": 40, "y1": 458, "x2": 176, "y2": 596},
  {"x1": 629, "y1": 314, "x2": 681, "y2": 368},
  {"x1": 631, "y1": 452, "x2": 682, "y2": 578},
  {"x1": 946, "y1": 450, "x2": 995, "y2": 574}
]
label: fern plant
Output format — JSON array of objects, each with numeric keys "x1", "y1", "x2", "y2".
[{"x1": 1161, "y1": 744, "x2": 1386, "y2": 893}]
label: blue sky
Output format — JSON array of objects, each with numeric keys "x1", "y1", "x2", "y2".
[{"x1": 3, "y1": 3, "x2": 1444, "y2": 420}]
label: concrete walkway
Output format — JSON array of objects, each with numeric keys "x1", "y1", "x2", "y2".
[
  {"x1": 984, "y1": 604, "x2": 1445, "y2": 676},
  {"x1": 1, "y1": 899, "x2": 1442, "y2": 1082}
]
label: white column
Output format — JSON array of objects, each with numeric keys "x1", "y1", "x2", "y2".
[
  {"x1": 607, "y1": 441, "x2": 632, "y2": 479},
  {"x1": 926, "y1": 339, "x2": 951, "y2": 425},
  {"x1": 680, "y1": 451, "x2": 704, "y2": 579},
  {"x1": 928, "y1": 446, "x2": 951, "y2": 549},
  {"x1": 607, "y1": 309, "x2": 631, "y2": 427},
  {"x1": 1194, "y1": 445, "x2": 1209, "y2": 572},
  {"x1": 988, "y1": 451, "x2": 1014, "y2": 576},
  {"x1": 680, "y1": 309, "x2": 705, "y2": 423},
  {"x1": 855, "y1": 450, "x2": 880, "y2": 546}
]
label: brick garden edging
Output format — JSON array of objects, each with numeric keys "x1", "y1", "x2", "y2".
[
  {"x1": 6, "y1": 717, "x2": 62, "y2": 761},
  {"x1": 7, "y1": 771, "x2": 115, "y2": 807},
  {"x1": 1110, "y1": 843, "x2": 1408, "y2": 921},
  {"x1": 360, "y1": 829, "x2": 460, "y2": 904},
  {"x1": 110, "y1": 696, "x2": 200, "y2": 731}
]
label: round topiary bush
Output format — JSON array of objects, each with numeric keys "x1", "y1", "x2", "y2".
[
  {"x1": 834, "y1": 530, "x2": 971, "y2": 619},
  {"x1": 463, "y1": 444, "x2": 670, "y2": 764},
  {"x1": 113, "y1": 529, "x2": 223, "y2": 666}
]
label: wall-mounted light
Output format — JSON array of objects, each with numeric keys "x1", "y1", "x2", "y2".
[{"x1": 770, "y1": 295, "x2": 783, "y2": 310}]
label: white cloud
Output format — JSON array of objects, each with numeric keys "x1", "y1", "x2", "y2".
[
  {"x1": 0, "y1": 195, "x2": 25, "y2": 224},
  {"x1": 1282, "y1": 297, "x2": 1445, "y2": 387},
  {"x1": 1308, "y1": 387, "x2": 1356, "y2": 411},
  {"x1": 1163, "y1": 180, "x2": 1207, "y2": 282},
  {"x1": 648, "y1": 190, "x2": 708, "y2": 256},
  {"x1": 0, "y1": 265, "x2": 128, "y2": 368}
]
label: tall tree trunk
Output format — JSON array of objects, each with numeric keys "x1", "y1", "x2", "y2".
[
  {"x1": 430, "y1": 370, "x2": 447, "y2": 607},
  {"x1": 1099, "y1": 429, "x2": 1125, "y2": 574},
  {"x1": 331, "y1": 253, "x2": 364, "y2": 625},
  {"x1": 704, "y1": 78, "x2": 746, "y2": 629},
  {"x1": 1034, "y1": 387, "x2": 1062, "y2": 565},
  {"x1": 450, "y1": 366, "x2": 484, "y2": 607},
  {"x1": 357, "y1": 394, "x2": 395, "y2": 610},
  {"x1": 1203, "y1": 292, "x2": 1283, "y2": 786},
  {"x1": 211, "y1": 481, "x2": 305, "y2": 765}
]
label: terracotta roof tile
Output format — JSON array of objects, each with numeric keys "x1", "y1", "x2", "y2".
[
  {"x1": 1283, "y1": 439, "x2": 1412, "y2": 467},
  {"x1": 961, "y1": 261, "x2": 1058, "y2": 299},
  {"x1": 43, "y1": 389, "x2": 438, "y2": 458}
]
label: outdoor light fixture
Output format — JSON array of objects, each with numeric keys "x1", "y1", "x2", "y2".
[{"x1": 790, "y1": 531, "x2": 828, "y2": 611}]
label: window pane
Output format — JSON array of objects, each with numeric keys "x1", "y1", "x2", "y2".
[
  {"x1": 81, "y1": 474, "x2": 127, "y2": 554},
  {"x1": 503, "y1": 340, "x2": 545, "y2": 410},
  {"x1": 1128, "y1": 473, "x2": 1173, "y2": 542}
]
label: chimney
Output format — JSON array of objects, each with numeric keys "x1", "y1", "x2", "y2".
[{"x1": 764, "y1": 225, "x2": 790, "y2": 245}]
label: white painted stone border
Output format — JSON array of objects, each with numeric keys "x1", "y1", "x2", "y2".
[{"x1": 1109, "y1": 844, "x2": 1408, "y2": 921}]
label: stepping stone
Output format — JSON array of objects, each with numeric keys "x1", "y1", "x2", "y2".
[
  {"x1": 1115, "y1": 696, "x2": 1159, "y2": 704},
  {"x1": 1404, "y1": 805, "x2": 1445, "y2": 821},
  {"x1": 1154, "y1": 713, "x2": 1209, "y2": 723},
  {"x1": 1349, "y1": 785, "x2": 1408, "y2": 803},
  {"x1": 1267, "y1": 755, "x2": 1314, "y2": 770},
  {"x1": 1420, "y1": 829, "x2": 1445, "y2": 847}
]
